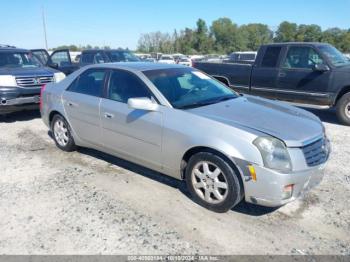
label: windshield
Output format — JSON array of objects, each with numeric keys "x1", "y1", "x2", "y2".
[
  {"x1": 318, "y1": 45, "x2": 350, "y2": 67},
  {"x1": 0, "y1": 52, "x2": 41, "y2": 68},
  {"x1": 143, "y1": 68, "x2": 238, "y2": 109},
  {"x1": 161, "y1": 56, "x2": 173, "y2": 60},
  {"x1": 108, "y1": 51, "x2": 140, "y2": 62}
]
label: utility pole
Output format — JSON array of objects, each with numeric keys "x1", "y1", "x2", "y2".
[{"x1": 42, "y1": 6, "x2": 48, "y2": 49}]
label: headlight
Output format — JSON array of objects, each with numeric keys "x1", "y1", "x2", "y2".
[
  {"x1": 54, "y1": 72, "x2": 66, "y2": 83},
  {"x1": 253, "y1": 137, "x2": 292, "y2": 172},
  {"x1": 0, "y1": 75, "x2": 17, "y2": 87}
]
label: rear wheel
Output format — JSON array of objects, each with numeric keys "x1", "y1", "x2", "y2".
[
  {"x1": 185, "y1": 152, "x2": 243, "y2": 213},
  {"x1": 51, "y1": 114, "x2": 76, "y2": 152},
  {"x1": 336, "y1": 92, "x2": 350, "y2": 126}
]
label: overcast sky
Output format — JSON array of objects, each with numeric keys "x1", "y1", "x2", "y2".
[{"x1": 1, "y1": 0, "x2": 349, "y2": 50}]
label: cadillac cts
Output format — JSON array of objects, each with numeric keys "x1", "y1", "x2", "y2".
[{"x1": 41, "y1": 63, "x2": 330, "y2": 212}]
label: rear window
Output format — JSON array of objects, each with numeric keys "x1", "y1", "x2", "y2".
[{"x1": 261, "y1": 47, "x2": 282, "y2": 68}]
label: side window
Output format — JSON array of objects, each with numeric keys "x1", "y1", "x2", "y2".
[
  {"x1": 81, "y1": 53, "x2": 94, "y2": 64},
  {"x1": 93, "y1": 52, "x2": 107, "y2": 64},
  {"x1": 261, "y1": 47, "x2": 282, "y2": 68},
  {"x1": 108, "y1": 70, "x2": 152, "y2": 103},
  {"x1": 32, "y1": 51, "x2": 49, "y2": 65},
  {"x1": 68, "y1": 69, "x2": 107, "y2": 97},
  {"x1": 51, "y1": 51, "x2": 70, "y2": 66},
  {"x1": 283, "y1": 47, "x2": 325, "y2": 69}
]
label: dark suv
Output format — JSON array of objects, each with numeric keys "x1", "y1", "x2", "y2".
[
  {"x1": 79, "y1": 49, "x2": 141, "y2": 66},
  {"x1": 0, "y1": 45, "x2": 65, "y2": 115}
]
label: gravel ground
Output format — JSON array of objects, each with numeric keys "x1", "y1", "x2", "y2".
[{"x1": 0, "y1": 109, "x2": 349, "y2": 255}]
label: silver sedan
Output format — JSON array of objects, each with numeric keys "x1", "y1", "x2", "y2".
[{"x1": 41, "y1": 63, "x2": 330, "y2": 212}]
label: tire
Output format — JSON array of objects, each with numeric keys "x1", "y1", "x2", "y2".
[
  {"x1": 51, "y1": 114, "x2": 76, "y2": 152},
  {"x1": 336, "y1": 92, "x2": 350, "y2": 126},
  {"x1": 185, "y1": 152, "x2": 243, "y2": 213}
]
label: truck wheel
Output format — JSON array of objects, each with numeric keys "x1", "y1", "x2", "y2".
[
  {"x1": 185, "y1": 152, "x2": 243, "y2": 213},
  {"x1": 336, "y1": 92, "x2": 350, "y2": 126},
  {"x1": 51, "y1": 114, "x2": 76, "y2": 152}
]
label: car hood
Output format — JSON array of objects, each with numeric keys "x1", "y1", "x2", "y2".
[
  {"x1": 0, "y1": 66, "x2": 57, "y2": 76},
  {"x1": 188, "y1": 96, "x2": 324, "y2": 147}
]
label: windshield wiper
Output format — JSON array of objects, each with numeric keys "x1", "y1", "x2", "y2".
[{"x1": 177, "y1": 95, "x2": 237, "y2": 109}]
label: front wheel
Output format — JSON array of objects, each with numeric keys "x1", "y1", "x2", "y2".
[
  {"x1": 51, "y1": 114, "x2": 76, "y2": 152},
  {"x1": 185, "y1": 152, "x2": 243, "y2": 213},
  {"x1": 336, "y1": 92, "x2": 350, "y2": 126}
]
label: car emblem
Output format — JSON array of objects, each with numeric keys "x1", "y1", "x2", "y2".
[{"x1": 33, "y1": 78, "x2": 41, "y2": 85}]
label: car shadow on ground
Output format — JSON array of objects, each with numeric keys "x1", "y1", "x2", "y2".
[
  {"x1": 0, "y1": 110, "x2": 41, "y2": 123},
  {"x1": 71, "y1": 146, "x2": 279, "y2": 217}
]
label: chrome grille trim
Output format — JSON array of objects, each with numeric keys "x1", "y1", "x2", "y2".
[
  {"x1": 16, "y1": 76, "x2": 54, "y2": 88},
  {"x1": 301, "y1": 137, "x2": 329, "y2": 167}
]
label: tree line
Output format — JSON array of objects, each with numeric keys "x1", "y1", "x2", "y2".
[
  {"x1": 137, "y1": 19, "x2": 350, "y2": 55},
  {"x1": 51, "y1": 45, "x2": 113, "y2": 51}
]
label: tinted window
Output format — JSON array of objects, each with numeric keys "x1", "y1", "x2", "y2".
[
  {"x1": 261, "y1": 47, "x2": 282, "y2": 68},
  {"x1": 68, "y1": 69, "x2": 106, "y2": 97},
  {"x1": 51, "y1": 51, "x2": 70, "y2": 66},
  {"x1": 107, "y1": 51, "x2": 140, "y2": 62},
  {"x1": 108, "y1": 70, "x2": 152, "y2": 103},
  {"x1": 81, "y1": 52, "x2": 108, "y2": 64},
  {"x1": 32, "y1": 50, "x2": 49, "y2": 65},
  {"x1": 283, "y1": 47, "x2": 325, "y2": 69}
]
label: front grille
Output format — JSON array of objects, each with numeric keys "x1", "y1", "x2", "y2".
[
  {"x1": 302, "y1": 137, "x2": 329, "y2": 167},
  {"x1": 16, "y1": 76, "x2": 54, "y2": 88}
]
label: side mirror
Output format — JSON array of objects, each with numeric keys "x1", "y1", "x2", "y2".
[
  {"x1": 48, "y1": 62, "x2": 59, "y2": 69},
  {"x1": 313, "y1": 64, "x2": 330, "y2": 72},
  {"x1": 128, "y1": 97, "x2": 158, "y2": 111}
]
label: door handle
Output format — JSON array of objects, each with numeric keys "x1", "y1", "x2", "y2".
[
  {"x1": 104, "y1": 112, "x2": 114, "y2": 119},
  {"x1": 67, "y1": 101, "x2": 78, "y2": 107},
  {"x1": 278, "y1": 72, "x2": 286, "y2": 78}
]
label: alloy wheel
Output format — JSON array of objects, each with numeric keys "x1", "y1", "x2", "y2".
[
  {"x1": 53, "y1": 119, "x2": 69, "y2": 147},
  {"x1": 191, "y1": 161, "x2": 229, "y2": 204}
]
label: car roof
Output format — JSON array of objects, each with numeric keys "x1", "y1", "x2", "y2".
[
  {"x1": 82, "y1": 49, "x2": 130, "y2": 53},
  {"x1": 261, "y1": 42, "x2": 330, "y2": 47},
  {"x1": 84, "y1": 62, "x2": 188, "y2": 72},
  {"x1": 0, "y1": 47, "x2": 29, "y2": 53}
]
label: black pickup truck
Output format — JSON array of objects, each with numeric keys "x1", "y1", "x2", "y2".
[{"x1": 194, "y1": 42, "x2": 350, "y2": 125}]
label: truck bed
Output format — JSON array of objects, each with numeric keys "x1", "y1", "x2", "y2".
[{"x1": 193, "y1": 61, "x2": 252, "y2": 88}]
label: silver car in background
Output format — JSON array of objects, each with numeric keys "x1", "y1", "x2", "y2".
[{"x1": 41, "y1": 63, "x2": 330, "y2": 212}]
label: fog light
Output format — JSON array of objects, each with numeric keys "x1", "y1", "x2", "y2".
[
  {"x1": 282, "y1": 184, "x2": 294, "y2": 200},
  {"x1": 248, "y1": 165, "x2": 257, "y2": 181}
]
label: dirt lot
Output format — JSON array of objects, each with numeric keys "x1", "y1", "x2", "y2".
[{"x1": 0, "y1": 109, "x2": 349, "y2": 255}]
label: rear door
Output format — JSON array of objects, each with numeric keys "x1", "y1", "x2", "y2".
[
  {"x1": 276, "y1": 45, "x2": 332, "y2": 105},
  {"x1": 50, "y1": 49, "x2": 78, "y2": 75},
  {"x1": 62, "y1": 68, "x2": 108, "y2": 146},
  {"x1": 250, "y1": 46, "x2": 283, "y2": 99}
]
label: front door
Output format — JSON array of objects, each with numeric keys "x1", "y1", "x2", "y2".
[
  {"x1": 62, "y1": 68, "x2": 107, "y2": 146},
  {"x1": 276, "y1": 46, "x2": 331, "y2": 105},
  {"x1": 50, "y1": 49, "x2": 77, "y2": 75},
  {"x1": 100, "y1": 69, "x2": 163, "y2": 169}
]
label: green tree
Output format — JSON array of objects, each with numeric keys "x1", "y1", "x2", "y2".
[
  {"x1": 322, "y1": 28, "x2": 347, "y2": 51},
  {"x1": 239, "y1": 23, "x2": 273, "y2": 50},
  {"x1": 274, "y1": 21, "x2": 297, "y2": 42},
  {"x1": 296, "y1": 24, "x2": 322, "y2": 42},
  {"x1": 194, "y1": 19, "x2": 213, "y2": 54},
  {"x1": 210, "y1": 18, "x2": 244, "y2": 53}
]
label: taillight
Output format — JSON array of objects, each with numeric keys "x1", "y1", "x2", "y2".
[{"x1": 40, "y1": 84, "x2": 46, "y2": 111}]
